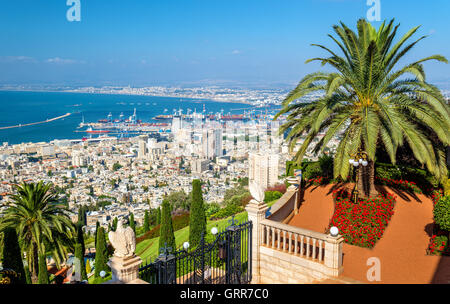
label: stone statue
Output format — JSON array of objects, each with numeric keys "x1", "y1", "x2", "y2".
[
  {"x1": 108, "y1": 219, "x2": 136, "y2": 258},
  {"x1": 249, "y1": 181, "x2": 265, "y2": 203}
]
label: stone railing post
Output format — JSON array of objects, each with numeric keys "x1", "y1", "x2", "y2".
[
  {"x1": 324, "y1": 234, "x2": 344, "y2": 277},
  {"x1": 245, "y1": 199, "x2": 268, "y2": 284}
]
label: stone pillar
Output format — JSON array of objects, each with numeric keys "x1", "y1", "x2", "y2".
[
  {"x1": 324, "y1": 234, "x2": 344, "y2": 277},
  {"x1": 105, "y1": 255, "x2": 147, "y2": 284},
  {"x1": 245, "y1": 199, "x2": 268, "y2": 284}
]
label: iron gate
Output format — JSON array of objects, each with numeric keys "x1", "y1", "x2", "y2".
[{"x1": 139, "y1": 219, "x2": 252, "y2": 284}]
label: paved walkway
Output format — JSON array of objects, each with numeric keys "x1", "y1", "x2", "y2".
[{"x1": 288, "y1": 184, "x2": 450, "y2": 284}]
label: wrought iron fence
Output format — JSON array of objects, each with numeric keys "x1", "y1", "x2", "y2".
[{"x1": 139, "y1": 219, "x2": 252, "y2": 284}]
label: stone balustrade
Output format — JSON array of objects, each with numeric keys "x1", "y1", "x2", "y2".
[{"x1": 260, "y1": 219, "x2": 328, "y2": 263}]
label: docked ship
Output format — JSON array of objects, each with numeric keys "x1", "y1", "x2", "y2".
[
  {"x1": 153, "y1": 114, "x2": 173, "y2": 120},
  {"x1": 85, "y1": 127, "x2": 110, "y2": 134}
]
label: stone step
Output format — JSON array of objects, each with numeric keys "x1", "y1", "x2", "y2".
[{"x1": 313, "y1": 276, "x2": 365, "y2": 284}]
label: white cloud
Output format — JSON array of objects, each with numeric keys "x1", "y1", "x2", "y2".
[
  {"x1": 46, "y1": 57, "x2": 84, "y2": 64},
  {"x1": 0, "y1": 56, "x2": 37, "y2": 63},
  {"x1": 231, "y1": 50, "x2": 241, "y2": 55}
]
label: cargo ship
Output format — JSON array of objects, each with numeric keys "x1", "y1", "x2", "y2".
[
  {"x1": 85, "y1": 127, "x2": 110, "y2": 134},
  {"x1": 153, "y1": 114, "x2": 173, "y2": 120}
]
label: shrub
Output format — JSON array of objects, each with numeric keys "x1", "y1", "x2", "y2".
[
  {"x1": 205, "y1": 203, "x2": 221, "y2": 217},
  {"x1": 375, "y1": 177, "x2": 422, "y2": 194},
  {"x1": 286, "y1": 161, "x2": 301, "y2": 177},
  {"x1": 375, "y1": 163, "x2": 439, "y2": 193},
  {"x1": 303, "y1": 162, "x2": 322, "y2": 180},
  {"x1": 434, "y1": 195, "x2": 450, "y2": 232},
  {"x1": 427, "y1": 235, "x2": 449, "y2": 256},
  {"x1": 264, "y1": 191, "x2": 283, "y2": 203},
  {"x1": 136, "y1": 212, "x2": 190, "y2": 243},
  {"x1": 210, "y1": 204, "x2": 244, "y2": 220}
]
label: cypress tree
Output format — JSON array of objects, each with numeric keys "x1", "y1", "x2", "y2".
[
  {"x1": 86, "y1": 259, "x2": 92, "y2": 275},
  {"x1": 189, "y1": 179, "x2": 206, "y2": 247},
  {"x1": 1, "y1": 228, "x2": 26, "y2": 284},
  {"x1": 158, "y1": 200, "x2": 176, "y2": 253},
  {"x1": 76, "y1": 223, "x2": 85, "y2": 258},
  {"x1": 156, "y1": 207, "x2": 161, "y2": 225},
  {"x1": 94, "y1": 227, "x2": 109, "y2": 277},
  {"x1": 94, "y1": 221, "x2": 100, "y2": 247},
  {"x1": 112, "y1": 217, "x2": 118, "y2": 231},
  {"x1": 129, "y1": 213, "x2": 136, "y2": 234},
  {"x1": 37, "y1": 254, "x2": 49, "y2": 284},
  {"x1": 24, "y1": 266, "x2": 31, "y2": 284},
  {"x1": 74, "y1": 243, "x2": 87, "y2": 281},
  {"x1": 144, "y1": 210, "x2": 150, "y2": 232}
]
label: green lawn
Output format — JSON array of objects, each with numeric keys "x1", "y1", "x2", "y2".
[
  {"x1": 136, "y1": 211, "x2": 249, "y2": 262},
  {"x1": 136, "y1": 199, "x2": 278, "y2": 262}
]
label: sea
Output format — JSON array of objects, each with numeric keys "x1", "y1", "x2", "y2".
[{"x1": 0, "y1": 91, "x2": 255, "y2": 145}]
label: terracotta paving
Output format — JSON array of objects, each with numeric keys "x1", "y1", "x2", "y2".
[{"x1": 288, "y1": 184, "x2": 450, "y2": 284}]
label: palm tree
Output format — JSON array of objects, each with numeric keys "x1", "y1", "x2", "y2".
[
  {"x1": 275, "y1": 19, "x2": 449, "y2": 198},
  {"x1": 0, "y1": 181, "x2": 75, "y2": 283}
]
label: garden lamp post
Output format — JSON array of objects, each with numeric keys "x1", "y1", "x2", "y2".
[{"x1": 349, "y1": 150, "x2": 369, "y2": 203}]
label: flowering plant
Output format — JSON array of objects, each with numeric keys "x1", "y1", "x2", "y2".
[
  {"x1": 375, "y1": 177, "x2": 422, "y2": 193},
  {"x1": 427, "y1": 235, "x2": 450, "y2": 256},
  {"x1": 329, "y1": 189, "x2": 396, "y2": 248},
  {"x1": 307, "y1": 176, "x2": 325, "y2": 186}
]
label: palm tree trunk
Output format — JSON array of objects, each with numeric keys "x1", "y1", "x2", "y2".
[
  {"x1": 30, "y1": 243, "x2": 39, "y2": 283},
  {"x1": 368, "y1": 160, "x2": 378, "y2": 197},
  {"x1": 357, "y1": 165, "x2": 366, "y2": 199}
]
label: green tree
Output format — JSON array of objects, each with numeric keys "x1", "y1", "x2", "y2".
[
  {"x1": 112, "y1": 217, "x2": 118, "y2": 231},
  {"x1": 37, "y1": 254, "x2": 49, "y2": 284},
  {"x1": 276, "y1": 19, "x2": 449, "y2": 198},
  {"x1": 156, "y1": 207, "x2": 161, "y2": 225},
  {"x1": 143, "y1": 210, "x2": 150, "y2": 232},
  {"x1": 86, "y1": 259, "x2": 92, "y2": 275},
  {"x1": 189, "y1": 179, "x2": 206, "y2": 247},
  {"x1": 129, "y1": 213, "x2": 136, "y2": 234},
  {"x1": 74, "y1": 243, "x2": 87, "y2": 281},
  {"x1": 1, "y1": 228, "x2": 26, "y2": 284},
  {"x1": 94, "y1": 221, "x2": 100, "y2": 247},
  {"x1": 158, "y1": 200, "x2": 176, "y2": 252},
  {"x1": 76, "y1": 223, "x2": 86, "y2": 258},
  {"x1": 0, "y1": 182, "x2": 75, "y2": 283},
  {"x1": 94, "y1": 227, "x2": 109, "y2": 277}
]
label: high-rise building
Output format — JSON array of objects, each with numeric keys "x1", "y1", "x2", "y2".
[
  {"x1": 249, "y1": 152, "x2": 279, "y2": 189},
  {"x1": 202, "y1": 128, "x2": 223, "y2": 159},
  {"x1": 138, "y1": 140, "x2": 147, "y2": 159},
  {"x1": 172, "y1": 116, "x2": 182, "y2": 134}
]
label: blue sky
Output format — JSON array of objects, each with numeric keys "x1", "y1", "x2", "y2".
[{"x1": 0, "y1": 0, "x2": 449, "y2": 88}]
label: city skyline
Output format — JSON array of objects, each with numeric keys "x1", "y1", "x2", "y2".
[{"x1": 0, "y1": 0, "x2": 449, "y2": 88}]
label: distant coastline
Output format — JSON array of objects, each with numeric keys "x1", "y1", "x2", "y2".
[{"x1": 0, "y1": 87, "x2": 285, "y2": 106}]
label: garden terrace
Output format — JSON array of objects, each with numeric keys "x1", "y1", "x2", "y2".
[{"x1": 283, "y1": 183, "x2": 449, "y2": 283}]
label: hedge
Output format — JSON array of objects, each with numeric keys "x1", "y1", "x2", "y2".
[{"x1": 434, "y1": 195, "x2": 450, "y2": 232}]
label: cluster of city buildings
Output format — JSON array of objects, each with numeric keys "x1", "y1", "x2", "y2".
[{"x1": 0, "y1": 111, "x2": 341, "y2": 234}]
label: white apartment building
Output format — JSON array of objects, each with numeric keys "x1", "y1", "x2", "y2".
[
  {"x1": 249, "y1": 152, "x2": 279, "y2": 189},
  {"x1": 202, "y1": 128, "x2": 223, "y2": 159}
]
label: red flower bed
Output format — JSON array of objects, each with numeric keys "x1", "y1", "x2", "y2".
[
  {"x1": 266, "y1": 184, "x2": 287, "y2": 194},
  {"x1": 427, "y1": 189, "x2": 449, "y2": 256},
  {"x1": 427, "y1": 235, "x2": 450, "y2": 256},
  {"x1": 431, "y1": 189, "x2": 443, "y2": 206},
  {"x1": 307, "y1": 176, "x2": 325, "y2": 186},
  {"x1": 329, "y1": 189, "x2": 396, "y2": 248},
  {"x1": 375, "y1": 177, "x2": 422, "y2": 194}
]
